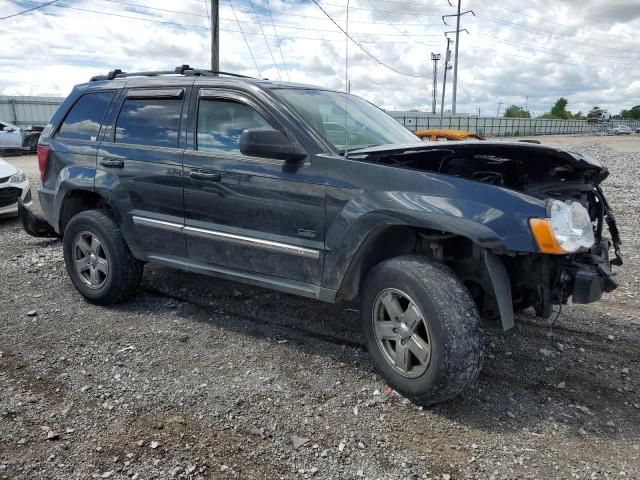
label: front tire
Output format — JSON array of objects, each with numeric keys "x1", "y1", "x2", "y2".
[
  {"x1": 63, "y1": 210, "x2": 143, "y2": 305},
  {"x1": 360, "y1": 255, "x2": 483, "y2": 406}
]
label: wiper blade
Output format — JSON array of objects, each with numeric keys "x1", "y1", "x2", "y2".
[{"x1": 339, "y1": 144, "x2": 381, "y2": 155}]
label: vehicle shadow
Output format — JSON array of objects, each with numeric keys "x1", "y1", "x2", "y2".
[
  {"x1": 133, "y1": 264, "x2": 640, "y2": 441},
  {"x1": 21, "y1": 233, "x2": 639, "y2": 441}
]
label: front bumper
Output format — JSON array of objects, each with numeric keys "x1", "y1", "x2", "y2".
[
  {"x1": 566, "y1": 240, "x2": 617, "y2": 304},
  {"x1": 0, "y1": 179, "x2": 31, "y2": 216}
]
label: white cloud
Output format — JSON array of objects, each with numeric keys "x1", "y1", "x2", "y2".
[{"x1": 1, "y1": 0, "x2": 639, "y2": 115}]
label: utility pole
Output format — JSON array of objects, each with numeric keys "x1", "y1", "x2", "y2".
[
  {"x1": 442, "y1": 2, "x2": 474, "y2": 115},
  {"x1": 211, "y1": 0, "x2": 219, "y2": 73},
  {"x1": 345, "y1": 0, "x2": 350, "y2": 93},
  {"x1": 431, "y1": 53, "x2": 441, "y2": 115},
  {"x1": 497, "y1": 100, "x2": 502, "y2": 117},
  {"x1": 439, "y1": 33, "x2": 454, "y2": 127}
]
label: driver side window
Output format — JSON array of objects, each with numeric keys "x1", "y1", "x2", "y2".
[{"x1": 197, "y1": 99, "x2": 270, "y2": 153}]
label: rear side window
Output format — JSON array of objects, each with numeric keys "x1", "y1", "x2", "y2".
[
  {"x1": 197, "y1": 99, "x2": 270, "y2": 153},
  {"x1": 115, "y1": 98, "x2": 183, "y2": 147},
  {"x1": 57, "y1": 91, "x2": 114, "y2": 141}
]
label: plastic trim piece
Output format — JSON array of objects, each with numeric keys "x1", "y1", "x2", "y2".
[{"x1": 131, "y1": 215, "x2": 320, "y2": 259}]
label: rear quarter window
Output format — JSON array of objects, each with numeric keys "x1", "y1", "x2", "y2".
[
  {"x1": 57, "y1": 91, "x2": 115, "y2": 141},
  {"x1": 115, "y1": 98, "x2": 183, "y2": 148}
]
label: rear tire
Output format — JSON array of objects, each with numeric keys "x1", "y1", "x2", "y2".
[
  {"x1": 63, "y1": 209, "x2": 143, "y2": 305},
  {"x1": 360, "y1": 255, "x2": 483, "y2": 406}
]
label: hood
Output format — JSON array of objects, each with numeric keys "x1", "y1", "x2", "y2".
[
  {"x1": 346, "y1": 140, "x2": 609, "y2": 195},
  {"x1": 0, "y1": 158, "x2": 18, "y2": 178},
  {"x1": 348, "y1": 140, "x2": 606, "y2": 172}
]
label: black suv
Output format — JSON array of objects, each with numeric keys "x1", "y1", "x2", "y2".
[{"x1": 20, "y1": 66, "x2": 622, "y2": 405}]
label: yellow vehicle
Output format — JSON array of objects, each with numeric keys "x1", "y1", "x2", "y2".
[{"x1": 414, "y1": 129, "x2": 485, "y2": 141}]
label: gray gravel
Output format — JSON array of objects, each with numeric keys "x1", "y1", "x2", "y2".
[{"x1": 1, "y1": 139, "x2": 640, "y2": 479}]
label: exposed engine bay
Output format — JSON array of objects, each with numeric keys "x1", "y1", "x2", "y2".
[{"x1": 351, "y1": 141, "x2": 623, "y2": 326}]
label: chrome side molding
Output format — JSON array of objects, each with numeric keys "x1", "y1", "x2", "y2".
[{"x1": 132, "y1": 215, "x2": 320, "y2": 260}]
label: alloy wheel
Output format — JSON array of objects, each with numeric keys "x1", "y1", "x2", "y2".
[
  {"x1": 72, "y1": 231, "x2": 109, "y2": 289},
  {"x1": 372, "y1": 288, "x2": 432, "y2": 378}
]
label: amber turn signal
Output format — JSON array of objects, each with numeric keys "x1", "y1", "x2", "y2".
[{"x1": 529, "y1": 218, "x2": 567, "y2": 254}]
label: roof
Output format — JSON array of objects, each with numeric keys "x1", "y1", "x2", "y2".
[{"x1": 85, "y1": 65, "x2": 325, "y2": 91}]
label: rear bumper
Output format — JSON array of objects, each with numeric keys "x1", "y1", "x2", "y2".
[{"x1": 17, "y1": 198, "x2": 58, "y2": 237}]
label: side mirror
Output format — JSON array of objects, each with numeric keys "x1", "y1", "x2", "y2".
[{"x1": 239, "y1": 128, "x2": 306, "y2": 162}]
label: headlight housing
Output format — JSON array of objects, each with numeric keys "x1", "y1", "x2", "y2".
[
  {"x1": 530, "y1": 200, "x2": 595, "y2": 254},
  {"x1": 9, "y1": 170, "x2": 26, "y2": 184}
]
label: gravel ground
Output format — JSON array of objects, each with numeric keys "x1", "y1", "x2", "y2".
[{"x1": 1, "y1": 138, "x2": 639, "y2": 479}]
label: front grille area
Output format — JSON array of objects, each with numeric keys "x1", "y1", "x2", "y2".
[
  {"x1": 0, "y1": 176, "x2": 10, "y2": 184},
  {"x1": 0, "y1": 187, "x2": 21, "y2": 207}
]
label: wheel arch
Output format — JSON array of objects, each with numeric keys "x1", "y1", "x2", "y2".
[
  {"x1": 335, "y1": 221, "x2": 515, "y2": 330},
  {"x1": 58, "y1": 189, "x2": 118, "y2": 234}
]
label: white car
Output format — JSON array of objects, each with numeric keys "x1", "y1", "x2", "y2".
[
  {"x1": 0, "y1": 121, "x2": 27, "y2": 152},
  {"x1": 0, "y1": 157, "x2": 31, "y2": 217},
  {"x1": 608, "y1": 125, "x2": 633, "y2": 135}
]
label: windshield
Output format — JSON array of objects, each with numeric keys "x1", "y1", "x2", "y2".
[{"x1": 273, "y1": 88, "x2": 420, "y2": 153}]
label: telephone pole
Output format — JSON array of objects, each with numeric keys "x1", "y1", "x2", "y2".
[
  {"x1": 430, "y1": 53, "x2": 441, "y2": 114},
  {"x1": 442, "y1": 2, "x2": 474, "y2": 115},
  {"x1": 439, "y1": 33, "x2": 454, "y2": 127},
  {"x1": 211, "y1": 0, "x2": 219, "y2": 73}
]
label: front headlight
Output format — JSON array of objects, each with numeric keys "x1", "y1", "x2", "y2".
[
  {"x1": 9, "y1": 170, "x2": 26, "y2": 184},
  {"x1": 530, "y1": 200, "x2": 595, "y2": 254}
]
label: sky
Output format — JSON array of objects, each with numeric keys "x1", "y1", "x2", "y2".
[{"x1": 1, "y1": 0, "x2": 639, "y2": 116}]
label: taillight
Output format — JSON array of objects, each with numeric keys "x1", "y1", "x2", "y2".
[{"x1": 37, "y1": 144, "x2": 49, "y2": 184}]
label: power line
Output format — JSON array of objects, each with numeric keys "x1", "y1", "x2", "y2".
[
  {"x1": 13, "y1": 0, "x2": 640, "y2": 73},
  {"x1": 473, "y1": 12, "x2": 637, "y2": 52},
  {"x1": 477, "y1": 0, "x2": 627, "y2": 39},
  {"x1": 265, "y1": 0, "x2": 290, "y2": 81},
  {"x1": 228, "y1": 0, "x2": 262, "y2": 77},
  {"x1": 247, "y1": 0, "x2": 282, "y2": 79},
  {"x1": 79, "y1": 0, "x2": 449, "y2": 37},
  {"x1": 461, "y1": 44, "x2": 640, "y2": 71},
  {"x1": 311, "y1": 0, "x2": 428, "y2": 78},
  {"x1": 368, "y1": 0, "x2": 451, "y2": 6},
  {"x1": 319, "y1": 1, "x2": 449, "y2": 16},
  {"x1": 1, "y1": 0, "x2": 59, "y2": 20},
  {"x1": 203, "y1": 0, "x2": 211, "y2": 28},
  {"x1": 35, "y1": 0, "x2": 450, "y2": 28},
  {"x1": 365, "y1": 0, "x2": 436, "y2": 47},
  {"x1": 472, "y1": 33, "x2": 640, "y2": 65},
  {"x1": 10, "y1": 1, "x2": 442, "y2": 47}
]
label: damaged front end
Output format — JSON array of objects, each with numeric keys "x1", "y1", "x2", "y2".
[{"x1": 350, "y1": 141, "x2": 622, "y2": 325}]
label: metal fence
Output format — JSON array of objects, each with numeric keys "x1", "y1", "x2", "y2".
[
  {"x1": 2, "y1": 95, "x2": 639, "y2": 137},
  {"x1": 0, "y1": 96, "x2": 64, "y2": 128},
  {"x1": 390, "y1": 114, "x2": 640, "y2": 137}
]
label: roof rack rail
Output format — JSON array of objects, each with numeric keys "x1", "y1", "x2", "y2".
[{"x1": 89, "y1": 65, "x2": 255, "y2": 82}]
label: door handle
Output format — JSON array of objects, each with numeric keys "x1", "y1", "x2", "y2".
[
  {"x1": 100, "y1": 158, "x2": 124, "y2": 168},
  {"x1": 190, "y1": 171, "x2": 221, "y2": 182}
]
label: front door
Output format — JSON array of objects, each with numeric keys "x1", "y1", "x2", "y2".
[
  {"x1": 0, "y1": 122, "x2": 23, "y2": 150},
  {"x1": 182, "y1": 89, "x2": 326, "y2": 285}
]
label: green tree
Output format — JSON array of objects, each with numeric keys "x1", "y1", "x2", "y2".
[
  {"x1": 549, "y1": 97, "x2": 572, "y2": 119},
  {"x1": 621, "y1": 105, "x2": 640, "y2": 120},
  {"x1": 503, "y1": 105, "x2": 531, "y2": 118}
]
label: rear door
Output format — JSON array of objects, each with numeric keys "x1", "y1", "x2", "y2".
[
  {"x1": 96, "y1": 86, "x2": 188, "y2": 257},
  {"x1": 182, "y1": 88, "x2": 326, "y2": 285},
  {"x1": 46, "y1": 90, "x2": 116, "y2": 195}
]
